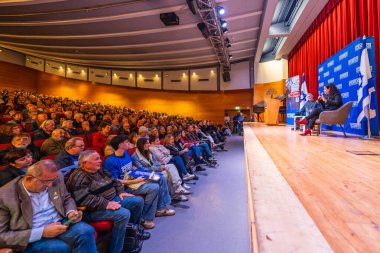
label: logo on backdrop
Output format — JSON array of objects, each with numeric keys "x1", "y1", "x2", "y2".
[{"x1": 318, "y1": 36, "x2": 379, "y2": 136}]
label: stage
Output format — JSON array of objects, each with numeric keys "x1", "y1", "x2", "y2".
[{"x1": 244, "y1": 123, "x2": 380, "y2": 253}]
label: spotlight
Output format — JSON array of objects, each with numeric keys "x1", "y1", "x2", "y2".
[
  {"x1": 229, "y1": 55, "x2": 233, "y2": 60},
  {"x1": 221, "y1": 27, "x2": 228, "y2": 34},
  {"x1": 220, "y1": 19, "x2": 227, "y2": 28},
  {"x1": 216, "y1": 6, "x2": 225, "y2": 15},
  {"x1": 197, "y1": 22, "x2": 210, "y2": 39},
  {"x1": 186, "y1": 0, "x2": 196, "y2": 15}
]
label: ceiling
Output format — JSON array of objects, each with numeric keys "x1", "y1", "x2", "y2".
[{"x1": 0, "y1": 0, "x2": 328, "y2": 69}]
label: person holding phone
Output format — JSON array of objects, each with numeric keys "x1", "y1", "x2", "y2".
[
  {"x1": 0, "y1": 160, "x2": 97, "y2": 253},
  {"x1": 295, "y1": 83, "x2": 342, "y2": 136}
]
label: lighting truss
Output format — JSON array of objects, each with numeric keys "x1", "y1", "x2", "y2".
[{"x1": 196, "y1": 0, "x2": 231, "y2": 71}]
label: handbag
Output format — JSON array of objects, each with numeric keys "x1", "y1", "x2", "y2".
[{"x1": 122, "y1": 224, "x2": 144, "y2": 253}]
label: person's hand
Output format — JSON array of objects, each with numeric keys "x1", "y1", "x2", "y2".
[
  {"x1": 119, "y1": 192, "x2": 134, "y2": 200},
  {"x1": 42, "y1": 222, "x2": 68, "y2": 238},
  {"x1": 183, "y1": 148, "x2": 189, "y2": 152},
  {"x1": 106, "y1": 201, "x2": 121, "y2": 210},
  {"x1": 67, "y1": 210, "x2": 83, "y2": 224},
  {"x1": 318, "y1": 95, "x2": 326, "y2": 102}
]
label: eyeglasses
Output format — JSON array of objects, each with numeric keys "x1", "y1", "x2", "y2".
[{"x1": 30, "y1": 175, "x2": 58, "y2": 185}]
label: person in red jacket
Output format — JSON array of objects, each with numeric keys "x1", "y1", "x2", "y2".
[{"x1": 92, "y1": 121, "x2": 111, "y2": 149}]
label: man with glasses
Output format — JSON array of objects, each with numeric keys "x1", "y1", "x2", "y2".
[
  {"x1": 0, "y1": 160, "x2": 97, "y2": 253},
  {"x1": 55, "y1": 137, "x2": 85, "y2": 176}
]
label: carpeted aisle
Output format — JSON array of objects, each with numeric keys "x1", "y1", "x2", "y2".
[{"x1": 142, "y1": 135, "x2": 250, "y2": 253}]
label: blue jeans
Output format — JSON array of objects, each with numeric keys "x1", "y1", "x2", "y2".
[
  {"x1": 131, "y1": 182, "x2": 159, "y2": 221},
  {"x1": 24, "y1": 221, "x2": 97, "y2": 253},
  {"x1": 188, "y1": 146, "x2": 203, "y2": 164},
  {"x1": 157, "y1": 174, "x2": 171, "y2": 209},
  {"x1": 169, "y1": 155, "x2": 188, "y2": 175},
  {"x1": 198, "y1": 143, "x2": 212, "y2": 158},
  {"x1": 83, "y1": 196, "x2": 144, "y2": 253}
]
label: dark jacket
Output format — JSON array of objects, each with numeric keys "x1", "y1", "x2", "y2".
[
  {"x1": 33, "y1": 129, "x2": 51, "y2": 140},
  {"x1": 0, "y1": 165, "x2": 25, "y2": 187},
  {"x1": 165, "y1": 144, "x2": 187, "y2": 157},
  {"x1": 0, "y1": 146, "x2": 40, "y2": 165},
  {"x1": 54, "y1": 150, "x2": 75, "y2": 169},
  {"x1": 320, "y1": 93, "x2": 343, "y2": 111}
]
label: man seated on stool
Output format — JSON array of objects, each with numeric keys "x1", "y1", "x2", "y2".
[
  {"x1": 0, "y1": 159, "x2": 97, "y2": 253},
  {"x1": 294, "y1": 93, "x2": 318, "y2": 130}
]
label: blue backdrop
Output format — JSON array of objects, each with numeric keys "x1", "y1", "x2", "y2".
[{"x1": 317, "y1": 37, "x2": 379, "y2": 136}]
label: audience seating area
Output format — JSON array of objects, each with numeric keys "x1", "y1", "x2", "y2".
[{"x1": 0, "y1": 89, "x2": 230, "y2": 252}]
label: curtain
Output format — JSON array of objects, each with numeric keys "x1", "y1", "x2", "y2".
[{"x1": 288, "y1": 0, "x2": 380, "y2": 114}]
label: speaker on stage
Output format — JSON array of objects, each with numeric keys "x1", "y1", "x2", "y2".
[{"x1": 223, "y1": 71, "x2": 231, "y2": 82}]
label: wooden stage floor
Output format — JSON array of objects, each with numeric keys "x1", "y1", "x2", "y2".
[{"x1": 244, "y1": 123, "x2": 380, "y2": 253}]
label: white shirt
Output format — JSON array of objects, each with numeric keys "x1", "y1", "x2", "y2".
[{"x1": 22, "y1": 183, "x2": 63, "y2": 243}]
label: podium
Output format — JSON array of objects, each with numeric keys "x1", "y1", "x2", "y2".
[{"x1": 265, "y1": 98, "x2": 280, "y2": 125}]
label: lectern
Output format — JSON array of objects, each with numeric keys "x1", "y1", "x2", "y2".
[{"x1": 265, "y1": 98, "x2": 280, "y2": 125}]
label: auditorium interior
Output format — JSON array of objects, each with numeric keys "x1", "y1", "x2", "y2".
[{"x1": 1, "y1": 0, "x2": 380, "y2": 253}]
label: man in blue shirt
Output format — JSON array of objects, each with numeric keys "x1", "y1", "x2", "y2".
[
  {"x1": 0, "y1": 159, "x2": 97, "y2": 252},
  {"x1": 104, "y1": 135, "x2": 173, "y2": 230},
  {"x1": 54, "y1": 137, "x2": 85, "y2": 176}
]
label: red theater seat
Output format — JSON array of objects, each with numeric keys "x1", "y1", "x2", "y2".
[
  {"x1": 87, "y1": 221, "x2": 113, "y2": 232},
  {"x1": 34, "y1": 139, "x2": 45, "y2": 148},
  {"x1": 0, "y1": 143, "x2": 12, "y2": 150},
  {"x1": 41, "y1": 154, "x2": 58, "y2": 160},
  {"x1": 127, "y1": 148, "x2": 136, "y2": 156}
]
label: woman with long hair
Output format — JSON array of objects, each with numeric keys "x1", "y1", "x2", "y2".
[
  {"x1": 131, "y1": 137, "x2": 189, "y2": 202},
  {"x1": 296, "y1": 83, "x2": 342, "y2": 136}
]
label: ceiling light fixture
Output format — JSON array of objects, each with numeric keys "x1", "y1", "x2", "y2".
[
  {"x1": 220, "y1": 19, "x2": 227, "y2": 28},
  {"x1": 195, "y1": 0, "x2": 231, "y2": 72},
  {"x1": 216, "y1": 6, "x2": 225, "y2": 15}
]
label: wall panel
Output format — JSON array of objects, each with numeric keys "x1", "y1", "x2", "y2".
[
  {"x1": 0, "y1": 61, "x2": 38, "y2": 91},
  {"x1": 190, "y1": 67, "x2": 217, "y2": 91},
  {"x1": 25, "y1": 55, "x2": 44, "y2": 72},
  {"x1": 36, "y1": 71, "x2": 252, "y2": 123},
  {"x1": 137, "y1": 71, "x2": 161, "y2": 89},
  {"x1": 163, "y1": 70, "x2": 188, "y2": 91},
  {"x1": 89, "y1": 68, "x2": 110, "y2": 84},
  {"x1": 112, "y1": 70, "x2": 135, "y2": 87},
  {"x1": 45, "y1": 60, "x2": 65, "y2": 77},
  {"x1": 67, "y1": 64, "x2": 87, "y2": 81}
]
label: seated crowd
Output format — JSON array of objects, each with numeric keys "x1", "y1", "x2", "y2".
[{"x1": 0, "y1": 89, "x2": 229, "y2": 253}]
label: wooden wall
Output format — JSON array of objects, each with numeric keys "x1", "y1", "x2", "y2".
[
  {"x1": 0, "y1": 61, "x2": 38, "y2": 92},
  {"x1": 253, "y1": 80, "x2": 286, "y2": 105},
  {"x1": 36, "y1": 72, "x2": 253, "y2": 123},
  {"x1": 0, "y1": 61, "x2": 253, "y2": 123}
]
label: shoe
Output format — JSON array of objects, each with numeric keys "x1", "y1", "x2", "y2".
[
  {"x1": 196, "y1": 165, "x2": 206, "y2": 171},
  {"x1": 141, "y1": 220, "x2": 155, "y2": 229},
  {"x1": 295, "y1": 118, "x2": 307, "y2": 124},
  {"x1": 171, "y1": 194, "x2": 188, "y2": 202},
  {"x1": 155, "y1": 207, "x2": 176, "y2": 217},
  {"x1": 182, "y1": 183, "x2": 191, "y2": 190},
  {"x1": 192, "y1": 175, "x2": 199, "y2": 180},
  {"x1": 300, "y1": 128, "x2": 312, "y2": 136},
  {"x1": 138, "y1": 231, "x2": 151, "y2": 240},
  {"x1": 183, "y1": 173, "x2": 195, "y2": 181},
  {"x1": 175, "y1": 185, "x2": 191, "y2": 195},
  {"x1": 209, "y1": 157, "x2": 217, "y2": 162}
]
